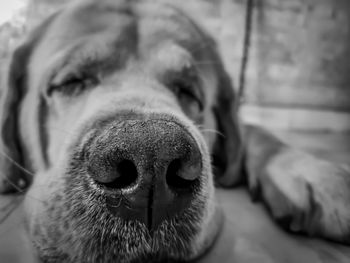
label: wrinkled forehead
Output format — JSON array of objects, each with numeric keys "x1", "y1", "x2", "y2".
[{"x1": 31, "y1": 0, "x2": 211, "y2": 70}]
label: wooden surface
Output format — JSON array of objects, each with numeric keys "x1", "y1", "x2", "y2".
[{"x1": 205, "y1": 189, "x2": 350, "y2": 263}]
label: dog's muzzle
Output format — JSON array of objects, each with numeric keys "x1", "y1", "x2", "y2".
[{"x1": 84, "y1": 115, "x2": 202, "y2": 231}]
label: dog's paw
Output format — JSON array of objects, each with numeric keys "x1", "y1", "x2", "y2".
[{"x1": 249, "y1": 149, "x2": 350, "y2": 243}]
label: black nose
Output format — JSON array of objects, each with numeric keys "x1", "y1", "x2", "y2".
[{"x1": 87, "y1": 118, "x2": 202, "y2": 230}]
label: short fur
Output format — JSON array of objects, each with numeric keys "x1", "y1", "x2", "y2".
[{"x1": 1, "y1": 0, "x2": 350, "y2": 262}]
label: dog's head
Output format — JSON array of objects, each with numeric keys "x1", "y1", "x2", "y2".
[{"x1": 0, "y1": 0, "x2": 243, "y2": 262}]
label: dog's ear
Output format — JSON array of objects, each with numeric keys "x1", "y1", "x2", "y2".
[
  {"x1": 211, "y1": 65, "x2": 245, "y2": 187},
  {"x1": 0, "y1": 13, "x2": 58, "y2": 194},
  {"x1": 0, "y1": 41, "x2": 33, "y2": 194}
]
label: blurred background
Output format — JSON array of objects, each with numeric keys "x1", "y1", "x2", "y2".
[{"x1": 1, "y1": 0, "x2": 350, "y2": 157}]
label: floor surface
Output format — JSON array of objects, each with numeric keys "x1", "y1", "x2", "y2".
[{"x1": 0, "y1": 130, "x2": 349, "y2": 263}]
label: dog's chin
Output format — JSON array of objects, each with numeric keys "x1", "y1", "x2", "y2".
[
  {"x1": 30, "y1": 197, "x2": 207, "y2": 263},
  {"x1": 26, "y1": 171, "x2": 218, "y2": 263}
]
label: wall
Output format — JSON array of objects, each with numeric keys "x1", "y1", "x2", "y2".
[{"x1": 219, "y1": 0, "x2": 350, "y2": 130}]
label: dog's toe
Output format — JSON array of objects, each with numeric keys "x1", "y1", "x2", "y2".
[{"x1": 254, "y1": 149, "x2": 350, "y2": 243}]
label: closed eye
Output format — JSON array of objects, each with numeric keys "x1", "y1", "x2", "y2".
[
  {"x1": 47, "y1": 74, "x2": 98, "y2": 96},
  {"x1": 170, "y1": 79, "x2": 203, "y2": 111},
  {"x1": 165, "y1": 75, "x2": 204, "y2": 122}
]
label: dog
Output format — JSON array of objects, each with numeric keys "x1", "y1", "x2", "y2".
[{"x1": 1, "y1": 0, "x2": 350, "y2": 262}]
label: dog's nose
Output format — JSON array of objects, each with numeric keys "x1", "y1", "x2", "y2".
[{"x1": 87, "y1": 119, "x2": 202, "y2": 230}]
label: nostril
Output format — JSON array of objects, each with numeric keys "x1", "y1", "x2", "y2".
[
  {"x1": 97, "y1": 159, "x2": 138, "y2": 189},
  {"x1": 166, "y1": 159, "x2": 200, "y2": 190}
]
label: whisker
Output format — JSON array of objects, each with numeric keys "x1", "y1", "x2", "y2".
[
  {"x1": 195, "y1": 124, "x2": 208, "y2": 130},
  {"x1": 199, "y1": 128, "x2": 225, "y2": 138},
  {"x1": 0, "y1": 149, "x2": 35, "y2": 177},
  {"x1": 16, "y1": 192, "x2": 45, "y2": 204},
  {"x1": 0, "y1": 196, "x2": 21, "y2": 213},
  {"x1": 0, "y1": 196, "x2": 23, "y2": 225},
  {"x1": 21, "y1": 183, "x2": 49, "y2": 189},
  {"x1": 0, "y1": 218, "x2": 25, "y2": 236},
  {"x1": 0, "y1": 172, "x2": 45, "y2": 204},
  {"x1": 47, "y1": 125, "x2": 76, "y2": 136},
  {"x1": 1, "y1": 175, "x2": 27, "y2": 194},
  {"x1": 197, "y1": 125, "x2": 226, "y2": 139}
]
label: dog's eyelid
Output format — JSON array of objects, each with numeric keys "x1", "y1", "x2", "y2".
[
  {"x1": 172, "y1": 79, "x2": 203, "y2": 109},
  {"x1": 46, "y1": 54, "x2": 106, "y2": 96},
  {"x1": 47, "y1": 74, "x2": 99, "y2": 96},
  {"x1": 162, "y1": 64, "x2": 205, "y2": 110}
]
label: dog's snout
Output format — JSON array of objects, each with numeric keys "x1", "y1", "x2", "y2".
[{"x1": 86, "y1": 118, "x2": 202, "y2": 230}]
